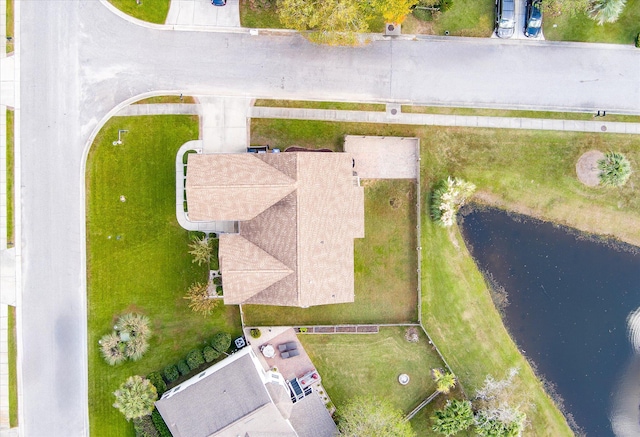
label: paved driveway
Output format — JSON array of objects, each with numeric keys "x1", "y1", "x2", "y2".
[
  {"x1": 166, "y1": 0, "x2": 240, "y2": 27},
  {"x1": 14, "y1": 1, "x2": 640, "y2": 436}
]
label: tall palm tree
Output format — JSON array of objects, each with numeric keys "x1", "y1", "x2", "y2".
[
  {"x1": 588, "y1": 0, "x2": 627, "y2": 25},
  {"x1": 113, "y1": 375, "x2": 158, "y2": 421}
]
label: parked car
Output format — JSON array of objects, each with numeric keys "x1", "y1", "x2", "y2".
[
  {"x1": 495, "y1": 0, "x2": 516, "y2": 39},
  {"x1": 525, "y1": 0, "x2": 543, "y2": 38},
  {"x1": 211, "y1": 0, "x2": 226, "y2": 5}
]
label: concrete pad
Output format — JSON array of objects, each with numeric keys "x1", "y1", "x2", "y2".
[
  {"x1": 166, "y1": 0, "x2": 240, "y2": 27},
  {"x1": 198, "y1": 96, "x2": 252, "y2": 154},
  {"x1": 344, "y1": 135, "x2": 419, "y2": 179}
]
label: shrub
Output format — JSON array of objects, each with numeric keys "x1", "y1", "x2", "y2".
[
  {"x1": 588, "y1": 0, "x2": 627, "y2": 25},
  {"x1": 152, "y1": 409, "x2": 173, "y2": 437},
  {"x1": 636, "y1": 32, "x2": 640, "y2": 48},
  {"x1": 113, "y1": 375, "x2": 158, "y2": 421},
  {"x1": 211, "y1": 332, "x2": 232, "y2": 354},
  {"x1": 431, "y1": 399, "x2": 474, "y2": 436},
  {"x1": 189, "y1": 236, "x2": 212, "y2": 266},
  {"x1": 431, "y1": 368, "x2": 457, "y2": 394},
  {"x1": 430, "y1": 177, "x2": 476, "y2": 227},
  {"x1": 250, "y1": 328, "x2": 262, "y2": 339},
  {"x1": 125, "y1": 335, "x2": 150, "y2": 361},
  {"x1": 117, "y1": 313, "x2": 152, "y2": 340},
  {"x1": 598, "y1": 151, "x2": 632, "y2": 187},
  {"x1": 184, "y1": 282, "x2": 220, "y2": 316},
  {"x1": 99, "y1": 332, "x2": 126, "y2": 366},
  {"x1": 134, "y1": 415, "x2": 160, "y2": 437},
  {"x1": 163, "y1": 365, "x2": 179, "y2": 383},
  {"x1": 177, "y1": 360, "x2": 190, "y2": 376},
  {"x1": 186, "y1": 349, "x2": 205, "y2": 370},
  {"x1": 146, "y1": 372, "x2": 167, "y2": 396},
  {"x1": 203, "y1": 346, "x2": 220, "y2": 363}
]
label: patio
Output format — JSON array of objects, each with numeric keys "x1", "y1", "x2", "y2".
[{"x1": 244, "y1": 327, "x2": 317, "y2": 382}]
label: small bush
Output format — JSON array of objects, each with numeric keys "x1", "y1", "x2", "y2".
[
  {"x1": 134, "y1": 415, "x2": 159, "y2": 437},
  {"x1": 146, "y1": 372, "x2": 167, "y2": 396},
  {"x1": 430, "y1": 176, "x2": 476, "y2": 227},
  {"x1": 99, "y1": 332, "x2": 126, "y2": 366},
  {"x1": 250, "y1": 328, "x2": 262, "y2": 339},
  {"x1": 163, "y1": 365, "x2": 179, "y2": 383},
  {"x1": 186, "y1": 349, "x2": 205, "y2": 370},
  {"x1": 636, "y1": 33, "x2": 640, "y2": 48},
  {"x1": 152, "y1": 409, "x2": 173, "y2": 437},
  {"x1": 203, "y1": 346, "x2": 220, "y2": 363},
  {"x1": 177, "y1": 360, "x2": 190, "y2": 376},
  {"x1": 211, "y1": 332, "x2": 232, "y2": 354},
  {"x1": 598, "y1": 151, "x2": 632, "y2": 187}
]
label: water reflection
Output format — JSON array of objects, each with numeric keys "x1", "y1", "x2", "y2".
[{"x1": 459, "y1": 208, "x2": 640, "y2": 436}]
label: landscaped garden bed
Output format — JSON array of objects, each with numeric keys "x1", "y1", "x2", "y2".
[{"x1": 86, "y1": 115, "x2": 242, "y2": 437}]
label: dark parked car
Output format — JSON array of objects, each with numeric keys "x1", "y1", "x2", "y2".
[
  {"x1": 525, "y1": 0, "x2": 543, "y2": 38},
  {"x1": 495, "y1": 0, "x2": 516, "y2": 39},
  {"x1": 211, "y1": 0, "x2": 226, "y2": 5}
]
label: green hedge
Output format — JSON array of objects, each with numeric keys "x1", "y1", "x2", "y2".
[
  {"x1": 186, "y1": 349, "x2": 205, "y2": 370},
  {"x1": 152, "y1": 409, "x2": 173, "y2": 437},
  {"x1": 203, "y1": 345, "x2": 220, "y2": 363},
  {"x1": 133, "y1": 415, "x2": 159, "y2": 437},
  {"x1": 177, "y1": 360, "x2": 190, "y2": 376},
  {"x1": 163, "y1": 365, "x2": 179, "y2": 383}
]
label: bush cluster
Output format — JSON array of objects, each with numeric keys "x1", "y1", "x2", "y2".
[
  {"x1": 146, "y1": 372, "x2": 167, "y2": 396},
  {"x1": 186, "y1": 349, "x2": 205, "y2": 370},
  {"x1": 99, "y1": 313, "x2": 152, "y2": 366},
  {"x1": 203, "y1": 345, "x2": 220, "y2": 363},
  {"x1": 177, "y1": 360, "x2": 190, "y2": 376},
  {"x1": 211, "y1": 332, "x2": 232, "y2": 354}
]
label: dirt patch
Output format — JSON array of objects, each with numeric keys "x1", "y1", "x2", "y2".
[{"x1": 576, "y1": 150, "x2": 604, "y2": 187}]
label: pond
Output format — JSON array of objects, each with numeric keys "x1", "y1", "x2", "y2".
[{"x1": 459, "y1": 207, "x2": 640, "y2": 437}]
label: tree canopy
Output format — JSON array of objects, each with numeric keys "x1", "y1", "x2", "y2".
[
  {"x1": 113, "y1": 375, "x2": 158, "y2": 421},
  {"x1": 338, "y1": 397, "x2": 416, "y2": 437},
  {"x1": 431, "y1": 399, "x2": 474, "y2": 436}
]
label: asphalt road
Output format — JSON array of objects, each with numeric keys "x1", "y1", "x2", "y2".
[{"x1": 17, "y1": 1, "x2": 640, "y2": 436}]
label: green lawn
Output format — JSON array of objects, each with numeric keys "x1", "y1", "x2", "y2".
[
  {"x1": 402, "y1": 105, "x2": 640, "y2": 122},
  {"x1": 240, "y1": 0, "x2": 282, "y2": 28},
  {"x1": 404, "y1": 0, "x2": 495, "y2": 37},
  {"x1": 299, "y1": 327, "x2": 445, "y2": 415},
  {"x1": 6, "y1": 0, "x2": 13, "y2": 53},
  {"x1": 108, "y1": 0, "x2": 169, "y2": 24},
  {"x1": 544, "y1": 0, "x2": 640, "y2": 44},
  {"x1": 255, "y1": 99, "x2": 386, "y2": 112},
  {"x1": 8, "y1": 305, "x2": 18, "y2": 427},
  {"x1": 6, "y1": 109, "x2": 14, "y2": 247},
  {"x1": 86, "y1": 115, "x2": 242, "y2": 437},
  {"x1": 134, "y1": 95, "x2": 196, "y2": 104},
  {"x1": 243, "y1": 179, "x2": 418, "y2": 325}
]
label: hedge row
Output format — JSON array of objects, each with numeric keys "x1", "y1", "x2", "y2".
[{"x1": 151, "y1": 409, "x2": 172, "y2": 437}]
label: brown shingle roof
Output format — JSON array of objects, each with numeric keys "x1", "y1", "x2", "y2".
[{"x1": 186, "y1": 152, "x2": 364, "y2": 307}]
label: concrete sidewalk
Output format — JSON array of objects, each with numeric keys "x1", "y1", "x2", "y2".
[{"x1": 250, "y1": 106, "x2": 640, "y2": 135}]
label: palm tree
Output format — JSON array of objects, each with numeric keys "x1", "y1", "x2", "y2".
[
  {"x1": 432, "y1": 368, "x2": 457, "y2": 394},
  {"x1": 99, "y1": 332, "x2": 126, "y2": 366},
  {"x1": 113, "y1": 375, "x2": 158, "y2": 421},
  {"x1": 116, "y1": 313, "x2": 152, "y2": 340},
  {"x1": 431, "y1": 399, "x2": 474, "y2": 436},
  {"x1": 188, "y1": 236, "x2": 212, "y2": 266},
  {"x1": 588, "y1": 0, "x2": 627, "y2": 25},
  {"x1": 125, "y1": 335, "x2": 150, "y2": 361},
  {"x1": 598, "y1": 151, "x2": 631, "y2": 187}
]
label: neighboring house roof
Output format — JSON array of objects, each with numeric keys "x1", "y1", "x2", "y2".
[
  {"x1": 155, "y1": 348, "x2": 337, "y2": 437},
  {"x1": 186, "y1": 152, "x2": 365, "y2": 307}
]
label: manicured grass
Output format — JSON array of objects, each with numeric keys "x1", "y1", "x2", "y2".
[
  {"x1": 8, "y1": 305, "x2": 18, "y2": 427},
  {"x1": 86, "y1": 115, "x2": 242, "y2": 437},
  {"x1": 240, "y1": 0, "x2": 282, "y2": 28},
  {"x1": 402, "y1": 105, "x2": 640, "y2": 123},
  {"x1": 108, "y1": 0, "x2": 169, "y2": 24},
  {"x1": 299, "y1": 327, "x2": 444, "y2": 414},
  {"x1": 243, "y1": 179, "x2": 418, "y2": 325},
  {"x1": 544, "y1": 0, "x2": 640, "y2": 44},
  {"x1": 6, "y1": 109, "x2": 14, "y2": 247},
  {"x1": 405, "y1": 0, "x2": 495, "y2": 36},
  {"x1": 134, "y1": 95, "x2": 196, "y2": 104},
  {"x1": 420, "y1": 220, "x2": 572, "y2": 436},
  {"x1": 6, "y1": 0, "x2": 13, "y2": 53},
  {"x1": 255, "y1": 99, "x2": 386, "y2": 112}
]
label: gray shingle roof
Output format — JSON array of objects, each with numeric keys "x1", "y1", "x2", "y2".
[{"x1": 289, "y1": 392, "x2": 339, "y2": 437}]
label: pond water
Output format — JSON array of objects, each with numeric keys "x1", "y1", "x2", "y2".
[{"x1": 459, "y1": 207, "x2": 640, "y2": 437}]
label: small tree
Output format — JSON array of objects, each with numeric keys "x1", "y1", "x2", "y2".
[
  {"x1": 432, "y1": 368, "x2": 457, "y2": 394},
  {"x1": 211, "y1": 332, "x2": 232, "y2": 354},
  {"x1": 430, "y1": 177, "x2": 476, "y2": 227},
  {"x1": 598, "y1": 151, "x2": 631, "y2": 187},
  {"x1": 588, "y1": 0, "x2": 626, "y2": 24},
  {"x1": 188, "y1": 236, "x2": 213, "y2": 266},
  {"x1": 184, "y1": 282, "x2": 220, "y2": 316},
  {"x1": 100, "y1": 332, "x2": 126, "y2": 366},
  {"x1": 338, "y1": 397, "x2": 416, "y2": 437},
  {"x1": 113, "y1": 375, "x2": 158, "y2": 421},
  {"x1": 431, "y1": 399, "x2": 474, "y2": 436}
]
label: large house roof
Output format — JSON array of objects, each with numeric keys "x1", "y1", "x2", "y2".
[{"x1": 186, "y1": 152, "x2": 364, "y2": 307}]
